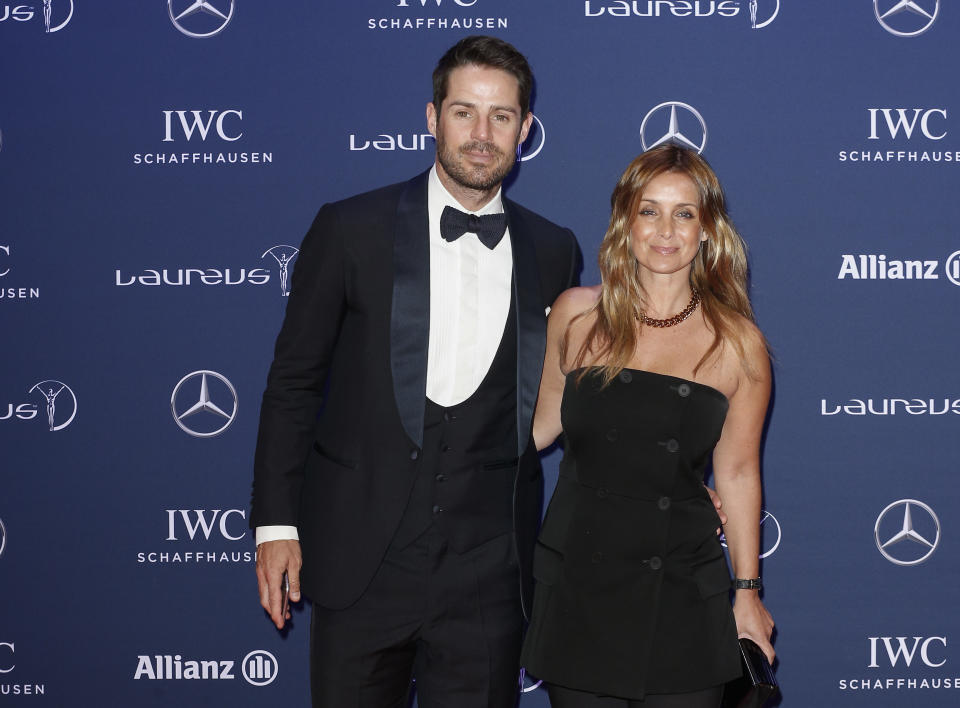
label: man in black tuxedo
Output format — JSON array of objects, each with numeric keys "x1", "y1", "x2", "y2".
[{"x1": 250, "y1": 36, "x2": 581, "y2": 708}]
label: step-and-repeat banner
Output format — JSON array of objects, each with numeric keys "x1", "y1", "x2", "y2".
[{"x1": 2, "y1": 2, "x2": 959, "y2": 706}]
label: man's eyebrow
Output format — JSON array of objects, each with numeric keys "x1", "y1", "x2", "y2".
[{"x1": 447, "y1": 100, "x2": 518, "y2": 115}]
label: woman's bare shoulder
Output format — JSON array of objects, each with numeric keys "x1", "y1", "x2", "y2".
[
  {"x1": 551, "y1": 285, "x2": 602, "y2": 322},
  {"x1": 726, "y1": 313, "x2": 771, "y2": 381}
]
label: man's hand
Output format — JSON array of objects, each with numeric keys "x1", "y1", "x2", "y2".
[
  {"x1": 256, "y1": 539, "x2": 303, "y2": 629},
  {"x1": 704, "y1": 484, "x2": 728, "y2": 530}
]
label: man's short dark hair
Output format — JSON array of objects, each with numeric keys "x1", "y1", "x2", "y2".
[{"x1": 432, "y1": 35, "x2": 534, "y2": 117}]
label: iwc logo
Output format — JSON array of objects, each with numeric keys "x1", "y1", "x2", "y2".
[
  {"x1": 370, "y1": 0, "x2": 508, "y2": 31},
  {"x1": 170, "y1": 370, "x2": 238, "y2": 438},
  {"x1": 640, "y1": 102, "x2": 708, "y2": 154},
  {"x1": 133, "y1": 108, "x2": 273, "y2": 167},
  {"x1": 137, "y1": 508, "x2": 254, "y2": 565},
  {"x1": 874, "y1": 0, "x2": 939, "y2": 37},
  {"x1": 168, "y1": 0, "x2": 235, "y2": 38},
  {"x1": 874, "y1": 499, "x2": 940, "y2": 566}
]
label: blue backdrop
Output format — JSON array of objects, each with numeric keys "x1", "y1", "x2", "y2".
[{"x1": 2, "y1": 1, "x2": 959, "y2": 705}]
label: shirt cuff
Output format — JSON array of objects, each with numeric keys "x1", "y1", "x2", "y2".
[{"x1": 255, "y1": 525, "x2": 299, "y2": 545}]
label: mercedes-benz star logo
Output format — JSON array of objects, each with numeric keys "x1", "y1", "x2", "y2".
[
  {"x1": 29, "y1": 380, "x2": 78, "y2": 432},
  {"x1": 721, "y1": 509, "x2": 781, "y2": 559},
  {"x1": 519, "y1": 115, "x2": 546, "y2": 163},
  {"x1": 170, "y1": 370, "x2": 238, "y2": 438},
  {"x1": 750, "y1": 0, "x2": 779, "y2": 29},
  {"x1": 0, "y1": 517, "x2": 6, "y2": 559},
  {"x1": 640, "y1": 102, "x2": 708, "y2": 154},
  {"x1": 874, "y1": 0, "x2": 939, "y2": 37},
  {"x1": 875, "y1": 499, "x2": 940, "y2": 566},
  {"x1": 261, "y1": 245, "x2": 299, "y2": 297},
  {"x1": 168, "y1": 0, "x2": 235, "y2": 38}
]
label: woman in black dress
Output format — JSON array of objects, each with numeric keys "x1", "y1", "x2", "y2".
[{"x1": 521, "y1": 145, "x2": 775, "y2": 707}]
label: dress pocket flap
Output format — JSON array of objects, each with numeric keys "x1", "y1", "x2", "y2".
[{"x1": 693, "y1": 555, "x2": 732, "y2": 599}]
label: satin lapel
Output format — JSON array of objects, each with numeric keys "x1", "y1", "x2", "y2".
[
  {"x1": 506, "y1": 200, "x2": 546, "y2": 457},
  {"x1": 390, "y1": 171, "x2": 431, "y2": 448}
]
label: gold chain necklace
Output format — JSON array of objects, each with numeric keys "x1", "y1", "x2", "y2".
[{"x1": 637, "y1": 290, "x2": 700, "y2": 328}]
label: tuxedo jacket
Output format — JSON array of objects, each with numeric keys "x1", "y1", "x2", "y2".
[{"x1": 251, "y1": 169, "x2": 581, "y2": 615}]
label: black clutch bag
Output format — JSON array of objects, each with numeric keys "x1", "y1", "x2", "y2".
[{"x1": 721, "y1": 638, "x2": 779, "y2": 708}]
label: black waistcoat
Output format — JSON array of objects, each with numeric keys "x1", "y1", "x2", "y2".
[{"x1": 392, "y1": 293, "x2": 519, "y2": 552}]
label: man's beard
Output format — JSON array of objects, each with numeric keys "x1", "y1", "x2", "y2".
[{"x1": 436, "y1": 134, "x2": 515, "y2": 192}]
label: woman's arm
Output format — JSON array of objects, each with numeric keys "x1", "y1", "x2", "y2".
[
  {"x1": 532, "y1": 287, "x2": 595, "y2": 451},
  {"x1": 711, "y1": 326, "x2": 776, "y2": 663}
]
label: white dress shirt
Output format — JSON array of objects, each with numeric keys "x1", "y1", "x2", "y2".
[{"x1": 256, "y1": 166, "x2": 514, "y2": 546}]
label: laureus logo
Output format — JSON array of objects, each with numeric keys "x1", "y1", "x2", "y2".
[
  {"x1": 0, "y1": 0, "x2": 73, "y2": 32},
  {"x1": 29, "y1": 380, "x2": 78, "y2": 431},
  {"x1": 261, "y1": 245, "x2": 299, "y2": 297},
  {"x1": 519, "y1": 115, "x2": 546, "y2": 162},
  {"x1": 749, "y1": 0, "x2": 779, "y2": 29}
]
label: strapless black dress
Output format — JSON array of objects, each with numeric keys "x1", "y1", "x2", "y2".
[{"x1": 520, "y1": 368, "x2": 742, "y2": 700}]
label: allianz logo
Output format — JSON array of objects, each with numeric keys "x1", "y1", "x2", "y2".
[
  {"x1": 135, "y1": 655, "x2": 237, "y2": 681},
  {"x1": 585, "y1": 0, "x2": 740, "y2": 17},
  {"x1": 134, "y1": 650, "x2": 277, "y2": 686},
  {"x1": 349, "y1": 132, "x2": 435, "y2": 152},
  {"x1": 821, "y1": 398, "x2": 960, "y2": 416},
  {"x1": 115, "y1": 268, "x2": 270, "y2": 287},
  {"x1": 838, "y1": 253, "x2": 960, "y2": 282}
]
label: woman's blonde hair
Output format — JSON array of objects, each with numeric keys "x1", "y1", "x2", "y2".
[{"x1": 566, "y1": 144, "x2": 761, "y2": 386}]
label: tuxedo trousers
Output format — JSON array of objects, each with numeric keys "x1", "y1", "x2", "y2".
[
  {"x1": 310, "y1": 524, "x2": 523, "y2": 708},
  {"x1": 546, "y1": 684, "x2": 724, "y2": 708}
]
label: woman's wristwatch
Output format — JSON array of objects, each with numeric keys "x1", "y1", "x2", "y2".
[{"x1": 733, "y1": 578, "x2": 762, "y2": 590}]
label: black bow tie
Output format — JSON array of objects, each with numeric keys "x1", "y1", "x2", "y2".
[{"x1": 440, "y1": 206, "x2": 508, "y2": 250}]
